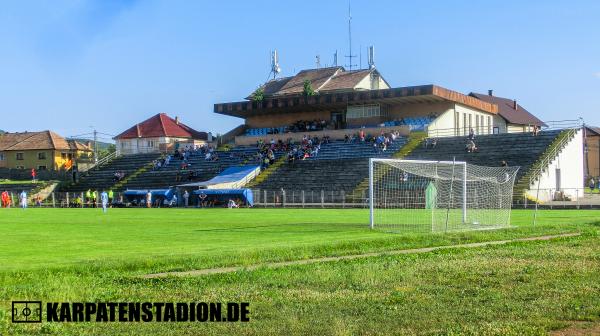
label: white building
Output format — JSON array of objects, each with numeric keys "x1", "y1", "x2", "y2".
[{"x1": 114, "y1": 113, "x2": 212, "y2": 155}]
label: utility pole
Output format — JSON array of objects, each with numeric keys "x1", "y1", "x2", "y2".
[{"x1": 93, "y1": 129, "x2": 98, "y2": 164}]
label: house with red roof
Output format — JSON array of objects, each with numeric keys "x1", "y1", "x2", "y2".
[{"x1": 114, "y1": 113, "x2": 212, "y2": 155}]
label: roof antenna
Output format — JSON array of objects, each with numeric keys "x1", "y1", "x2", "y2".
[
  {"x1": 315, "y1": 54, "x2": 321, "y2": 68},
  {"x1": 270, "y1": 50, "x2": 281, "y2": 79},
  {"x1": 359, "y1": 44, "x2": 362, "y2": 70},
  {"x1": 333, "y1": 50, "x2": 338, "y2": 66},
  {"x1": 344, "y1": 1, "x2": 357, "y2": 71},
  {"x1": 368, "y1": 45, "x2": 375, "y2": 69}
]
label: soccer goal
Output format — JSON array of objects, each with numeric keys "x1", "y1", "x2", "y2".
[{"x1": 369, "y1": 159, "x2": 519, "y2": 232}]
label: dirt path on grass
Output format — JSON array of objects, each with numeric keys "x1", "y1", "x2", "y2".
[{"x1": 142, "y1": 232, "x2": 581, "y2": 279}]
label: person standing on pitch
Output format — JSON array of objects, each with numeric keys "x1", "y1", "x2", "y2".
[
  {"x1": 146, "y1": 191, "x2": 152, "y2": 208},
  {"x1": 19, "y1": 190, "x2": 27, "y2": 209},
  {"x1": 100, "y1": 190, "x2": 109, "y2": 213},
  {"x1": 183, "y1": 190, "x2": 189, "y2": 207}
]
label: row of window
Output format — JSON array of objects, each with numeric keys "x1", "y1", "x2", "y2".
[
  {"x1": 346, "y1": 104, "x2": 386, "y2": 119},
  {"x1": 454, "y1": 111, "x2": 494, "y2": 135},
  {"x1": 0, "y1": 152, "x2": 73, "y2": 161}
]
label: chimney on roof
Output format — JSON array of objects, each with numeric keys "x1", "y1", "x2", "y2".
[
  {"x1": 175, "y1": 116, "x2": 179, "y2": 125},
  {"x1": 488, "y1": 89, "x2": 493, "y2": 96},
  {"x1": 513, "y1": 100, "x2": 518, "y2": 110}
]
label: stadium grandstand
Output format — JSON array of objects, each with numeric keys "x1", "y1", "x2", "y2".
[{"x1": 58, "y1": 66, "x2": 586, "y2": 207}]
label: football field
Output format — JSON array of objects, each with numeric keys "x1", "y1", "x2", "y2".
[{"x1": 1, "y1": 208, "x2": 599, "y2": 335}]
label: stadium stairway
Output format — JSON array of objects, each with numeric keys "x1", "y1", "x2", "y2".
[
  {"x1": 512, "y1": 128, "x2": 577, "y2": 199},
  {"x1": 349, "y1": 132, "x2": 428, "y2": 199},
  {"x1": 251, "y1": 137, "x2": 408, "y2": 195}
]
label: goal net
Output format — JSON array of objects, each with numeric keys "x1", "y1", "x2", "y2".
[{"x1": 369, "y1": 159, "x2": 519, "y2": 232}]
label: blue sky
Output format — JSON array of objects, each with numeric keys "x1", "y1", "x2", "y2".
[{"x1": 1, "y1": 0, "x2": 599, "y2": 141}]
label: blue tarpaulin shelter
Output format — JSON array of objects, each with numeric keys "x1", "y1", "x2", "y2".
[
  {"x1": 123, "y1": 189, "x2": 174, "y2": 203},
  {"x1": 178, "y1": 165, "x2": 260, "y2": 189},
  {"x1": 192, "y1": 188, "x2": 253, "y2": 207}
]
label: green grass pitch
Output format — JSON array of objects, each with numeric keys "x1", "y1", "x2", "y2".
[{"x1": 1, "y1": 208, "x2": 599, "y2": 335}]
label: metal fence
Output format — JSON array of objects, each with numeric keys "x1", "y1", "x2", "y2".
[{"x1": 3, "y1": 187, "x2": 598, "y2": 209}]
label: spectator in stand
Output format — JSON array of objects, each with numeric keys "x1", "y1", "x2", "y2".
[
  {"x1": 146, "y1": 191, "x2": 152, "y2": 208},
  {"x1": 466, "y1": 140, "x2": 478, "y2": 153},
  {"x1": 31, "y1": 168, "x2": 36, "y2": 182},
  {"x1": 359, "y1": 129, "x2": 366, "y2": 142},
  {"x1": 590, "y1": 177, "x2": 596, "y2": 193},
  {"x1": 468, "y1": 128, "x2": 475, "y2": 141},
  {"x1": 532, "y1": 126, "x2": 540, "y2": 136}
]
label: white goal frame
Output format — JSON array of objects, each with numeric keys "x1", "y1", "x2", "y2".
[
  {"x1": 368, "y1": 158, "x2": 518, "y2": 231},
  {"x1": 369, "y1": 158, "x2": 467, "y2": 229}
]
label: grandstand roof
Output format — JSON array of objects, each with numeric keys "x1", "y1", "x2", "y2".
[
  {"x1": 114, "y1": 113, "x2": 208, "y2": 140},
  {"x1": 469, "y1": 93, "x2": 545, "y2": 126},
  {"x1": 248, "y1": 67, "x2": 390, "y2": 98},
  {"x1": 0, "y1": 131, "x2": 92, "y2": 151},
  {"x1": 585, "y1": 126, "x2": 600, "y2": 136},
  {"x1": 217, "y1": 84, "x2": 498, "y2": 118}
]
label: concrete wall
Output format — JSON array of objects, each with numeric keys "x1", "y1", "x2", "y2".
[
  {"x1": 234, "y1": 125, "x2": 410, "y2": 146},
  {"x1": 526, "y1": 129, "x2": 584, "y2": 202}
]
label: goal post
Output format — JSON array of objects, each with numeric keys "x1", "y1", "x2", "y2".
[{"x1": 368, "y1": 158, "x2": 519, "y2": 232}]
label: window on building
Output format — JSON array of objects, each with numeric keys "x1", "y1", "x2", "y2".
[
  {"x1": 463, "y1": 113, "x2": 467, "y2": 135},
  {"x1": 38, "y1": 152, "x2": 46, "y2": 160},
  {"x1": 454, "y1": 111, "x2": 460, "y2": 136},
  {"x1": 488, "y1": 116, "x2": 492, "y2": 134},
  {"x1": 16, "y1": 153, "x2": 24, "y2": 160},
  {"x1": 61, "y1": 153, "x2": 68, "y2": 160},
  {"x1": 38, "y1": 165, "x2": 47, "y2": 171},
  {"x1": 475, "y1": 114, "x2": 480, "y2": 134},
  {"x1": 346, "y1": 104, "x2": 385, "y2": 119},
  {"x1": 147, "y1": 141, "x2": 154, "y2": 148},
  {"x1": 0, "y1": 153, "x2": 4, "y2": 161},
  {"x1": 493, "y1": 126, "x2": 500, "y2": 134},
  {"x1": 468, "y1": 114, "x2": 472, "y2": 130}
]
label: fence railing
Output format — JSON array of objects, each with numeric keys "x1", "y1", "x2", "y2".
[{"x1": 2, "y1": 187, "x2": 597, "y2": 209}]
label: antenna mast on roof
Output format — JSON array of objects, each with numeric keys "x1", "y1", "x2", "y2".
[
  {"x1": 270, "y1": 50, "x2": 281, "y2": 79},
  {"x1": 333, "y1": 50, "x2": 338, "y2": 66},
  {"x1": 368, "y1": 45, "x2": 375, "y2": 69},
  {"x1": 315, "y1": 55, "x2": 321, "y2": 68},
  {"x1": 344, "y1": 1, "x2": 357, "y2": 71}
]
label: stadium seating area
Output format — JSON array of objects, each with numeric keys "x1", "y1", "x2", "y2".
[
  {"x1": 252, "y1": 137, "x2": 407, "y2": 193},
  {"x1": 382, "y1": 117, "x2": 434, "y2": 131},
  {"x1": 244, "y1": 117, "x2": 434, "y2": 136},
  {"x1": 62, "y1": 146, "x2": 273, "y2": 192},
  {"x1": 123, "y1": 146, "x2": 263, "y2": 190},
  {"x1": 0, "y1": 182, "x2": 45, "y2": 194},
  {"x1": 61, "y1": 130, "x2": 566, "y2": 199},
  {"x1": 60, "y1": 153, "x2": 162, "y2": 192},
  {"x1": 406, "y1": 130, "x2": 564, "y2": 182}
]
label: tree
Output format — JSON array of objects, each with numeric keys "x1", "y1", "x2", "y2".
[
  {"x1": 303, "y1": 80, "x2": 315, "y2": 96},
  {"x1": 252, "y1": 87, "x2": 264, "y2": 102}
]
